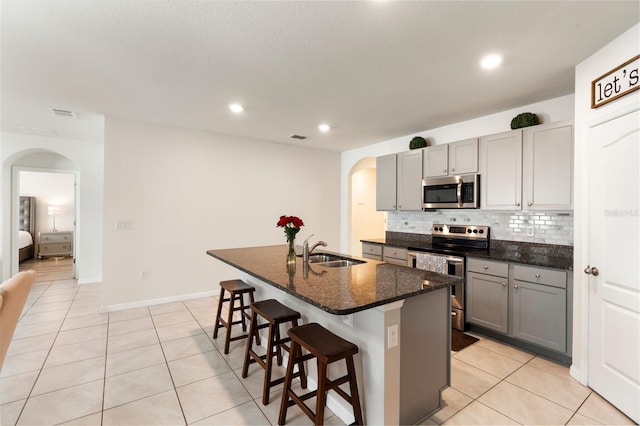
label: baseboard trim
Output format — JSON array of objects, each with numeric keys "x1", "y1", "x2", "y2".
[
  {"x1": 78, "y1": 277, "x2": 102, "y2": 285},
  {"x1": 102, "y1": 290, "x2": 217, "y2": 313}
]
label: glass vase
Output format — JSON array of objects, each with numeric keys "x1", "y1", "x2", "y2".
[{"x1": 286, "y1": 239, "x2": 297, "y2": 268}]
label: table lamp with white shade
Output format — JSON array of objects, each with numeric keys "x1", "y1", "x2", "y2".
[{"x1": 48, "y1": 206, "x2": 61, "y2": 232}]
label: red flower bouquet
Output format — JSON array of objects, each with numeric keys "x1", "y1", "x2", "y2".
[
  {"x1": 277, "y1": 215, "x2": 304, "y2": 242},
  {"x1": 277, "y1": 215, "x2": 304, "y2": 266}
]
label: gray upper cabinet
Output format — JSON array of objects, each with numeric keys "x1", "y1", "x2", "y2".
[
  {"x1": 376, "y1": 154, "x2": 397, "y2": 211},
  {"x1": 479, "y1": 129, "x2": 523, "y2": 210},
  {"x1": 423, "y1": 138, "x2": 478, "y2": 178},
  {"x1": 377, "y1": 151, "x2": 422, "y2": 211},
  {"x1": 522, "y1": 120, "x2": 574, "y2": 210},
  {"x1": 480, "y1": 121, "x2": 574, "y2": 211},
  {"x1": 397, "y1": 150, "x2": 423, "y2": 211},
  {"x1": 423, "y1": 145, "x2": 448, "y2": 178},
  {"x1": 448, "y1": 138, "x2": 479, "y2": 175}
]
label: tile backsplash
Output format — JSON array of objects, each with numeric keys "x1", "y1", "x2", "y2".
[{"x1": 387, "y1": 210, "x2": 573, "y2": 246}]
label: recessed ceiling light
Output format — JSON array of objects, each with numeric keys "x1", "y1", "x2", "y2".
[
  {"x1": 228, "y1": 103, "x2": 244, "y2": 113},
  {"x1": 480, "y1": 54, "x2": 502, "y2": 70},
  {"x1": 318, "y1": 123, "x2": 331, "y2": 132}
]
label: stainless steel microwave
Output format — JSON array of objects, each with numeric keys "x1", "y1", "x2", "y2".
[{"x1": 422, "y1": 174, "x2": 480, "y2": 209}]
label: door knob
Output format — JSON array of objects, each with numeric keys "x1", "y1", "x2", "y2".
[{"x1": 584, "y1": 265, "x2": 600, "y2": 276}]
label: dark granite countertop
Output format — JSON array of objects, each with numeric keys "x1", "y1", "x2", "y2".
[
  {"x1": 362, "y1": 233, "x2": 573, "y2": 271},
  {"x1": 207, "y1": 245, "x2": 460, "y2": 315}
]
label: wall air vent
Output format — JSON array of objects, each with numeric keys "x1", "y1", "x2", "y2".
[
  {"x1": 289, "y1": 134, "x2": 307, "y2": 140},
  {"x1": 51, "y1": 108, "x2": 77, "y2": 119}
]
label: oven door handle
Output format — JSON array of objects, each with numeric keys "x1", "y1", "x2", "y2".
[{"x1": 456, "y1": 179, "x2": 463, "y2": 207}]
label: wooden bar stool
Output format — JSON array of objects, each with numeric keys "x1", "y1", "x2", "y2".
[
  {"x1": 213, "y1": 279, "x2": 259, "y2": 354},
  {"x1": 242, "y1": 299, "x2": 307, "y2": 405},
  {"x1": 278, "y1": 323, "x2": 363, "y2": 426}
]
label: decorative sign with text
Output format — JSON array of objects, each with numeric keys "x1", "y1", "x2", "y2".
[{"x1": 591, "y1": 55, "x2": 639, "y2": 109}]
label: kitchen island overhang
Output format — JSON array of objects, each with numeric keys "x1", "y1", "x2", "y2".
[{"x1": 207, "y1": 245, "x2": 460, "y2": 425}]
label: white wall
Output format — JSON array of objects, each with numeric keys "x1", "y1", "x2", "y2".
[
  {"x1": 572, "y1": 23, "x2": 639, "y2": 384},
  {"x1": 1, "y1": 132, "x2": 104, "y2": 283},
  {"x1": 102, "y1": 118, "x2": 341, "y2": 307},
  {"x1": 339, "y1": 94, "x2": 575, "y2": 251}
]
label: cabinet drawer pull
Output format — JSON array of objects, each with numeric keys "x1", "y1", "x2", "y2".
[
  {"x1": 484, "y1": 265, "x2": 488, "y2": 270},
  {"x1": 535, "y1": 273, "x2": 540, "y2": 278},
  {"x1": 502, "y1": 282, "x2": 506, "y2": 287}
]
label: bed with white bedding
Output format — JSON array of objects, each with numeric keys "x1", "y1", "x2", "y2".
[{"x1": 18, "y1": 197, "x2": 36, "y2": 263}]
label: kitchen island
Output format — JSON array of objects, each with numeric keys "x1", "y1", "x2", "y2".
[{"x1": 207, "y1": 245, "x2": 461, "y2": 425}]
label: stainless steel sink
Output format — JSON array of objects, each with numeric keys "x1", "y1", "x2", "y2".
[
  {"x1": 307, "y1": 254, "x2": 343, "y2": 263},
  {"x1": 318, "y1": 259, "x2": 365, "y2": 268},
  {"x1": 307, "y1": 253, "x2": 366, "y2": 267}
]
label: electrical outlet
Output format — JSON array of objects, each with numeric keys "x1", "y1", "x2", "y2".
[
  {"x1": 387, "y1": 324, "x2": 398, "y2": 349},
  {"x1": 526, "y1": 226, "x2": 535, "y2": 237},
  {"x1": 139, "y1": 270, "x2": 150, "y2": 280}
]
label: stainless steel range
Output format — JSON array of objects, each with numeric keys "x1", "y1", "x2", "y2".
[{"x1": 407, "y1": 224, "x2": 490, "y2": 331}]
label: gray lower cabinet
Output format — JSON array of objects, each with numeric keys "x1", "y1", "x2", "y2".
[
  {"x1": 383, "y1": 245, "x2": 408, "y2": 266},
  {"x1": 467, "y1": 271, "x2": 508, "y2": 333},
  {"x1": 362, "y1": 243, "x2": 383, "y2": 261},
  {"x1": 510, "y1": 264, "x2": 567, "y2": 353},
  {"x1": 467, "y1": 257, "x2": 569, "y2": 355}
]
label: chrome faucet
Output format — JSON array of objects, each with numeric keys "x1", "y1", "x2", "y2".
[{"x1": 302, "y1": 234, "x2": 327, "y2": 262}]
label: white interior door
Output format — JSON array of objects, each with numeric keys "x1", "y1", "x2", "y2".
[{"x1": 588, "y1": 108, "x2": 639, "y2": 423}]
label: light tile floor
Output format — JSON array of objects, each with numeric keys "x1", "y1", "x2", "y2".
[{"x1": 0, "y1": 279, "x2": 635, "y2": 425}]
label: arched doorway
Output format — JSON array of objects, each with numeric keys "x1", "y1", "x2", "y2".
[
  {"x1": 9, "y1": 151, "x2": 78, "y2": 280},
  {"x1": 348, "y1": 157, "x2": 385, "y2": 255}
]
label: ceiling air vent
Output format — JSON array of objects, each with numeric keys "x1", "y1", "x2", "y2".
[
  {"x1": 51, "y1": 108, "x2": 77, "y2": 119},
  {"x1": 289, "y1": 134, "x2": 307, "y2": 140}
]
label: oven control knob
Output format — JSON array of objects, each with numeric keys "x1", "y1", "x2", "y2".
[
  {"x1": 467, "y1": 229, "x2": 472, "y2": 233},
  {"x1": 473, "y1": 229, "x2": 478, "y2": 233},
  {"x1": 479, "y1": 229, "x2": 484, "y2": 234},
  {"x1": 439, "y1": 227, "x2": 444, "y2": 231}
]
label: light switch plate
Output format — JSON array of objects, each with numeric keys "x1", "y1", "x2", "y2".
[{"x1": 115, "y1": 220, "x2": 133, "y2": 230}]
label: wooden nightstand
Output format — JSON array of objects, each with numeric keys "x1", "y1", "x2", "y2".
[{"x1": 38, "y1": 231, "x2": 73, "y2": 258}]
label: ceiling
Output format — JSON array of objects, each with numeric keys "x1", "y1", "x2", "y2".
[{"x1": 2, "y1": 1, "x2": 638, "y2": 152}]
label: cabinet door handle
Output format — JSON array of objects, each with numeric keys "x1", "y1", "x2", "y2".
[
  {"x1": 516, "y1": 202, "x2": 521, "y2": 207},
  {"x1": 528, "y1": 202, "x2": 533, "y2": 206},
  {"x1": 535, "y1": 273, "x2": 540, "y2": 278},
  {"x1": 451, "y1": 168, "x2": 455, "y2": 172},
  {"x1": 502, "y1": 282, "x2": 506, "y2": 287},
  {"x1": 514, "y1": 284, "x2": 519, "y2": 289}
]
